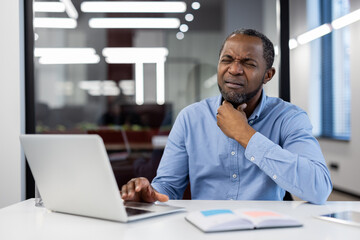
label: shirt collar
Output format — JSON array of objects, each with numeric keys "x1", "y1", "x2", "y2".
[
  {"x1": 248, "y1": 89, "x2": 267, "y2": 122},
  {"x1": 215, "y1": 89, "x2": 267, "y2": 122}
]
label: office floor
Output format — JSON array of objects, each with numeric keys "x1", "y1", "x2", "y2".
[{"x1": 293, "y1": 189, "x2": 360, "y2": 201}]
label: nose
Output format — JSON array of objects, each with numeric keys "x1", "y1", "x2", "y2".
[{"x1": 228, "y1": 61, "x2": 244, "y2": 75}]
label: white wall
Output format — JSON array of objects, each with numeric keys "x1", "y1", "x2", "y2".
[
  {"x1": 290, "y1": 0, "x2": 360, "y2": 195},
  {"x1": 0, "y1": 0, "x2": 25, "y2": 208}
]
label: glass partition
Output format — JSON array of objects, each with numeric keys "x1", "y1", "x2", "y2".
[{"x1": 32, "y1": 0, "x2": 279, "y2": 194}]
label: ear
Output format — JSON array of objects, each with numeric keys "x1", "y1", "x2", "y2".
[{"x1": 263, "y1": 67, "x2": 276, "y2": 84}]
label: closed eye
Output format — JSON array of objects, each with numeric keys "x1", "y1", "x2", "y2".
[
  {"x1": 220, "y1": 55, "x2": 234, "y2": 63},
  {"x1": 221, "y1": 59, "x2": 232, "y2": 63},
  {"x1": 246, "y1": 62, "x2": 256, "y2": 67},
  {"x1": 243, "y1": 59, "x2": 257, "y2": 67}
]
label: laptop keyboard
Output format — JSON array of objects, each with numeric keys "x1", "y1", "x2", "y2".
[{"x1": 125, "y1": 207, "x2": 152, "y2": 216}]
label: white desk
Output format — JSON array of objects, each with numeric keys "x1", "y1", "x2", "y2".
[{"x1": 0, "y1": 199, "x2": 359, "y2": 240}]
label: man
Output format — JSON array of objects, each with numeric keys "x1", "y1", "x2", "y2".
[{"x1": 121, "y1": 29, "x2": 332, "y2": 204}]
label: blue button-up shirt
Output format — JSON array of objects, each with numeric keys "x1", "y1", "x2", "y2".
[{"x1": 152, "y1": 91, "x2": 332, "y2": 204}]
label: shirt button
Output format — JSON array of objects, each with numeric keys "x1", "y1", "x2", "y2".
[
  {"x1": 273, "y1": 175, "x2": 277, "y2": 180},
  {"x1": 232, "y1": 174, "x2": 237, "y2": 179},
  {"x1": 231, "y1": 151, "x2": 235, "y2": 156},
  {"x1": 250, "y1": 156, "x2": 255, "y2": 161}
]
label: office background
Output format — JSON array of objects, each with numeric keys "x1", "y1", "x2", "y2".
[{"x1": 0, "y1": 0, "x2": 359, "y2": 208}]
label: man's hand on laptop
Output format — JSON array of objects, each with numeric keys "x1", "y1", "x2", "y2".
[{"x1": 121, "y1": 177, "x2": 169, "y2": 203}]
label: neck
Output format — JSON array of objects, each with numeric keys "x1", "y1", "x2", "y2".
[{"x1": 243, "y1": 89, "x2": 263, "y2": 118}]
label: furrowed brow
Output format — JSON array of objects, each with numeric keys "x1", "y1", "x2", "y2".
[
  {"x1": 243, "y1": 57, "x2": 258, "y2": 63},
  {"x1": 221, "y1": 54, "x2": 233, "y2": 59}
]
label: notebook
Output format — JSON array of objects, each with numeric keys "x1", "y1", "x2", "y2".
[
  {"x1": 20, "y1": 134, "x2": 185, "y2": 222},
  {"x1": 185, "y1": 208, "x2": 302, "y2": 232}
]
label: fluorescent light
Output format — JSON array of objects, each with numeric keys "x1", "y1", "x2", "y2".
[
  {"x1": 135, "y1": 63, "x2": 144, "y2": 105},
  {"x1": 88, "y1": 88, "x2": 120, "y2": 96},
  {"x1": 79, "y1": 80, "x2": 120, "y2": 96},
  {"x1": 156, "y1": 62, "x2": 165, "y2": 105},
  {"x1": 89, "y1": 18, "x2": 180, "y2": 29},
  {"x1": 34, "y1": 17, "x2": 77, "y2": 29},
  {"x1": 332, "y1": 8, "x2": 360, "y2": 29},
  {"x1": 191, "y1": 2, "x2": 200, "y2": 10},
  {"x1": 34, "y1": 48, "x2": 96, "y2": 57},
  {"x1": 79, "y1": 80, "x2": 116, "y2": 90},
  {"x1": 60, "y1": 0, "x2": 79, "y2": 19},
  {"x1": 35, "y1": 48, "x2": 99, "y2": 64},
  {"x1": 103, "y1": 48, "x2": 168, "y2": 57},
  {"x1": 103, "y1": 47, "x2": 169, "y2": 63},
  {"x1": 274, "y1": 46, "x2": 279, "y2": 55},
  {"x1": 103, "y1": 48, "x2": 169, "y2": 104},
  {"x1": 105, "y1": 55, "x2": 166, "y2": 63},
  {"x1": 179, "y1": 24, "x2": 189, "y2": 32},
  {"x1": 289, "y1": 38, "x2": 298, "y2": 50},
  {"x1": 33, "y1": 2, "x2": 65, "y2": 12},
  {"x1": 297, "y1": 24, "x2": 332, "y2": 45},
  {"x1": 185, "y1": 13, "x2": 194, "y2": 22},
  {"x1": 81, "y1": 1, "x2": 186, "y2": 13},
  {"x1": 39, "y1": 55, "x2": 100, "y2": 64},
  {"x1": 119, "y1": 80, "x2": 135, "y2": 96},
  {"x1": 176, "y1": 32, "x2": 184, "y2": 40}
]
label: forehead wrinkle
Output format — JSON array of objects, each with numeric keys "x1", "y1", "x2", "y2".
[
  {"x1": 221, "y1": 48, "x2": 259, "y2": 62},
  {"x1": 221, "y1": 37, "x2": 264, "y2": 64}
]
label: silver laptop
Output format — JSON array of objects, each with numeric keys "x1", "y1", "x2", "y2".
[{"x1": 20, "y1": 134, "x2": 185, "y2": 222}]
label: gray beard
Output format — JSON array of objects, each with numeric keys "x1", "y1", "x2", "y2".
[{"x1": 218, "y1": 82, "x2": 262, "y2": 109}]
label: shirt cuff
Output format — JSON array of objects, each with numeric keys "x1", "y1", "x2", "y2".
[{"x1": 244, "y1": 132, "x2": 276, "y2": 166}]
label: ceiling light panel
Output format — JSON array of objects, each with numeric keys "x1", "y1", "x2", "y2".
[
  {"x1": 34, "y1": 18, "x2": 77, "y2": 29},
  {"x1": 60, "y1": 0, "x2": 79, "y2": 19},
  {"x1": 38, "y1": 55, "x2": 100, "y2": 64},
  {"x1": 81, "y1": 1, "x2": 186, "y2": 13},
  {"x1": 297, "y1": 24, "x2": 332, "y2": 45},
  {"x1": 102, "y1": 47, "x2": 169, "y2": 63},
  {"x1": 34, "y1": 48, "x2": 99, "y2": 64},
  {"x1": 332, "y1": 9, "x2": 360, "y2": 29},
  {"x1": 33, "y1": 2, "x2": 66, "y2": 12},
  {"x1": 89, "y1": 18, "x2": 180, "y2": 29},
  {"x1": 34, "y1": 48, "x2": 96, "y2": 57}
]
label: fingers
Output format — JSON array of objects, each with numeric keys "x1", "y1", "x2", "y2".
[
  {"x1": 217, "y1": 100, "x2": 230, "y2": 116},
  {"x1": 144, "y1": 185, "x2": 169, "y2": 203},
  {"x1": 155, "y1": 192, "x2": 169, "y2": 202},
  {"x1": 223, "y1": 100, "x2": 246, "y2": 111},
  {"x1": 121, "y1": 177, "x2": 158, "y2": 202},
  {"x1": 134, "y1": 177, "x2": 150, "y2": 192},
  {"x1": 237, "y1": 103, "x2": 247, "y2": 112},
  {"x1": 121, "y1": 178, "x2": 146, "y2": 200},
  {"x1": 121, "y1": 180, "x2": 135, "y2": 200},
  {"x1": 222, "y1": 100, "x2": 231, "y2": 106},
  {"x1": 120, "y1": 177, "x2": 170, "y2": 203}
]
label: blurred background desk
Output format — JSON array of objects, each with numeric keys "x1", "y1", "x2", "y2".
[
  {"x1": 87, "y1": 129, "x2": 169, "y2": 189},
  {"x1": 0, "y1": 199, "x2": 360, "y2": 240},
  {"x1": 87, "y1": 129, "x2": 169, "y2": 151}
]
